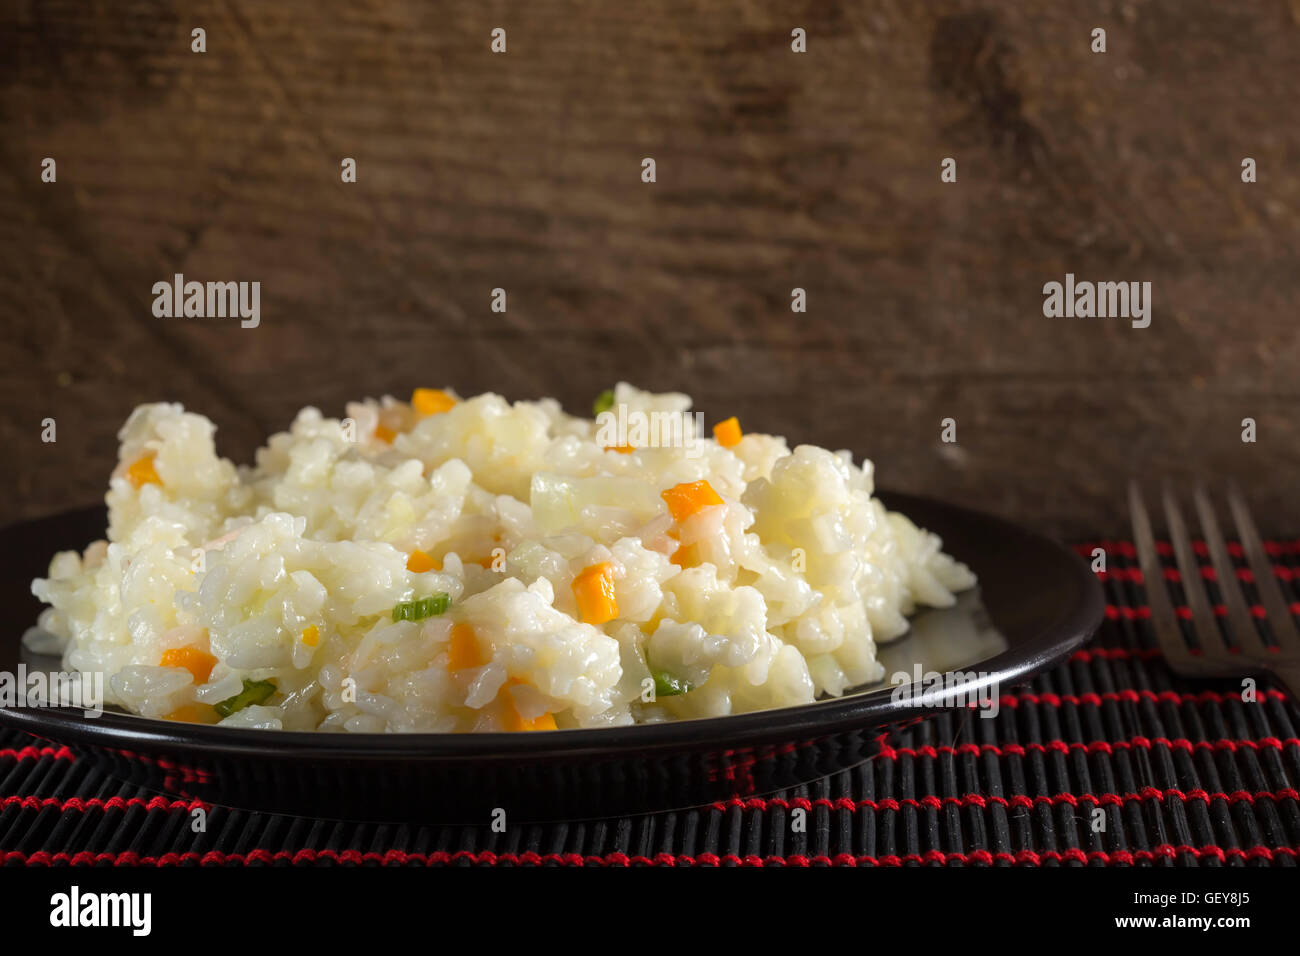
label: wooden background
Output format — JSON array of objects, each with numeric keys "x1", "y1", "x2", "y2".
[{"x1": 2, "y1": 1, "x2": 1298, "y2": 539}]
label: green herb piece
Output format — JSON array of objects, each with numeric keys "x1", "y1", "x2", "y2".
[
  {"x1": 214, "y1": 678, "x2": 277, "y2": 718},
  {"x1": 392, "y1": 592, "x2": 452, "y2": 622},
  {"x1": 652, "y1": 670, "x2": 693, "y2": 698},
  {"x1": 593, "y1": 389, "x2": 615, "y2": 416}
]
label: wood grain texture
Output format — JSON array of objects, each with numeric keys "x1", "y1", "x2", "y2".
[{"x1": 1, "y1": 0, "x2": 1298, "y2": 538}]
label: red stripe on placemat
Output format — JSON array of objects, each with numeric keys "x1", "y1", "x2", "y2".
[
  {"x1": 1070, "y1": 647, "x2": 1163, "y2": 662},
  {"x1": 1103, "y1": 602, "x2": 1300, "y2": 620},
  {"x1": 0, "y1": 795, "x2": 205, "y2": 813},
  {"x1": 0, "y1": 746, "x2": 75, "y2": 762},
  {"x1": 1075, "y1": 539, "x2": 1300, "y2": 558},
  {"x1": 999, "y1": 689, "x2": 1288, "y2": 708},
  {"x1": 8, "y1": 738, "x2": 1289, "y2": 799},
  {"x1": 1097, "y1": 566, "x2": 1295, "y2": 583},
  {"x1": 6, "y1": 844, "x2": 1298, "y2": 867},
  {"x1": 710, "y1": 787, "x2": 1300, "y2": 814},
  {"x1": 875, "y1": 735, "x2": 1300, "y2": 760}
]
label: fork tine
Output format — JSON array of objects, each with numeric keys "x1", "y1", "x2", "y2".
[
  {"x1": 1227, "y1": 482, "x2": 1300, "y2": 652},
  {"x1": 1128, "y1": 481, "x2": 1190, "y2": 664},
  {"x1": 1161, "y1": 484, "x2": 1227, "y2": 657},
  {"x1": 1193, "y1": 484, "x2": 1269, "y2": 658}
]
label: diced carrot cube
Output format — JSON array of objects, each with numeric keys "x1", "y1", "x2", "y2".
[
  {"x1": 606, "y1": 444, "x2": 635, "y2": 454},
  {"x1": 164, "y1": 703, "x2": 218, "y2": 724},
  {"x1": 411, "y1": 388, "x2": 457, "y2": 416},
  {"x1": 660, "y1": 480, "x2": 724, "y2": 522},
  {"x1": 406, "y1": 549, "x2": 440, "y2": 573},
  {"x1": 670, "y1": 543, "x2": 694, "y2": 568},
  {"x1": 159, "y1": 646, "x2": 217, "y2": 684},
  {"x1": 126, "y1": 454, "x2": 161, "y2": 488},
  {"x1": 447, "y1": 622, "x2": 485, "y2": 670},
  {"x1": 502, "y1": 678, "x2": 557, "y2": 731},
  {"x1": 374, "y1": 424, "x2": 396, "y2": 443},
  {"x1": 571, "y1": 562, "x2": 618, "y2": 625},
  {"x1": 512, "y1": 710, "x2": 558, "y2": 731},
  {"x1": 713, "y1": 417, "x2": 742, "y2": 448},
  {"x1": 301, "y1": 625, "x2": 320, "y2": 647}
]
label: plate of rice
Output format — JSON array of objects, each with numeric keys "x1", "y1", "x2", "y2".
[{"x1": 0, "y1": 384, "x2": 1102, "y2": 820}]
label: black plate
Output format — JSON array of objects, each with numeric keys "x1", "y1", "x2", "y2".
[{"x1": 0, "y1": 493, "x2": 1102, "y2": 822}]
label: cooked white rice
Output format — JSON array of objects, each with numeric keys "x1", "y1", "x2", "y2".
[{"x1": 29, "y1": 384, "x2": 975, "y2": 732}]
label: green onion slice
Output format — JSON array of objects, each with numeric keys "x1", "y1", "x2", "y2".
[
  {"x1": 392, "y1": 592, "x2": 451, "y2": 622},
  {"x1": 214, "y1": 678, "x2": 277, "y2": 718},
  {"x1": 652, "y1": 670, "x2": 693, "y2": 698}
]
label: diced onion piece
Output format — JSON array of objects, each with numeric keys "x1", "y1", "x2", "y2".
[
  {"x1": 660, "y1": 480, "x2": 724, "y2": 523},
  {"x1": 126, "y1": 454, "x2": 161, "y2": 488},
  {"x1": 712, "y1": 416, "x2": 742, "y2": 448},
  {"x1": 447, "y1": 622, "x2": 484, "y2": 670},
  {"x1": 411, "y1": 388, "x2": 457, "y2": 416},
  {"x1": 159, "y1": 645, "x2": 216, "y2": 684},
  {"x1": 406, "y1": 549, "x2": 440, "y2": 573},
  {"x1": 572, "y1": 562, "x2": 618, "y2": 625},
  {"x1": 530, "y1": 473, "x2": 661, "y2": 535}
]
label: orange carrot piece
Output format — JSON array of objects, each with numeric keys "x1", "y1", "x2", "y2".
[
  {"x1": 571, "y1": 562, "x2": 618, "y2": 625},
  {"x1": 406, "y1": 549, "x2": 440, "y2": 573},
  {"x1": 164, "y1": 703, "x2": 219, "y2": 724},
  {"x1": 447, "y1": 622, "x2": 485, "y2": 670},
  {"x1": 713, "y1": 417, "x2": 742, "y2": 448},
  {"x1": 502, "y1": 678, "x2": 558, "y2": 731},
  {"x1": 511, "y1": 710, "x2": 558, "y2": 731},
  {"x1": 159, "y1": 646, "x2": 217, "y2": 684},
  {"x1": 301, "y1": 625, "x2": 320, "y2": 647},
  {"x1": 374, "y1": 424, "x2": 396, "y2": 443},
  {"x1": 126, "y1": 454, "x2": 161, "y2": 488},
  {"x1": 411, "y1": 388, "x2": 457, "y2": 416},
  {"x1": 660, "y1": 480, "x2": 724, "y2": 522}
]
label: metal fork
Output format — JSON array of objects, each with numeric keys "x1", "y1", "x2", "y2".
[{"x1": 1128, "y1": 481, "x2": 1300, "y2": 700}]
